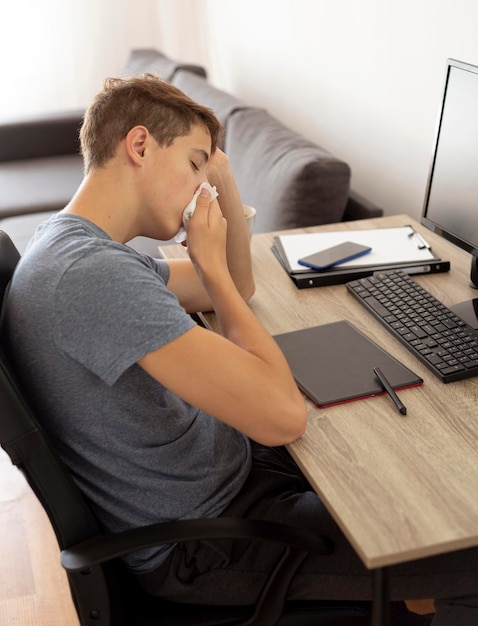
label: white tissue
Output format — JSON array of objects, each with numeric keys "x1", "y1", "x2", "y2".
[{"x1": 174, "y1": 182, "x2": 219, "y2": 243}]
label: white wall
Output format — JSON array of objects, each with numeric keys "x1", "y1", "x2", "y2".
[
  {"x1": 154, "y1": 0, "x2": 478, "y2": 221},
  {"x1": 0, "y1": 0, "x2": 160, "y2": 118},
  {"x1": 3, "y1": 0, "x2": 478, "y2": 222}
]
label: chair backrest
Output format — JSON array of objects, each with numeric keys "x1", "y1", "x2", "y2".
[
  {"x1": 0, "y1": 230, "x2": 100, "y2": 549},
  {"x1": 0, "y1": 230, "x2": 138, "y2": 625},
  {"x1": 0, "y1": 343, "x2": 129, "y2": 624},
  {"x1": 0, "y1": 230, "x2": 20, "y2": 309}
]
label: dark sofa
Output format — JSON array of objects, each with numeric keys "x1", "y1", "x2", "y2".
[{"x1": 0, "y1": 48, "x2": 381, "y2": 252}]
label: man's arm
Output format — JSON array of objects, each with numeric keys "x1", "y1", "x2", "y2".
[
  {"x1": 166, "y1": 150, "x2": 255, "y2": 313},
  {"x1": 139, "y1": 187, "x2": 307, "y2": 447},
  {"x1": 208, "y1": 149, "x2": 255, "y2": 300}
]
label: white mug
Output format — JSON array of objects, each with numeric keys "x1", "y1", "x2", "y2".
[{"x1": 243, "y1": 205, "x2": 256, "y2": 239}]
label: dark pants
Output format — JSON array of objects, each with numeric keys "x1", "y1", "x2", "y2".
[{"x1": 138, "y1": 442, "x2": 478, "y2": 625}]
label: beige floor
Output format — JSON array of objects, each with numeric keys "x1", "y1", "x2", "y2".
[{"x1": 0, "y1": 448, "x2": 79, "y2": 626}]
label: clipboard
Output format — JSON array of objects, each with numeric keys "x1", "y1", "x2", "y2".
[
  {"x1": 274, "y1": 320, "x2": 423, "y2": 408},
  {"x1": 272, "y1": 226, "x2": 450, "y2": 288}
]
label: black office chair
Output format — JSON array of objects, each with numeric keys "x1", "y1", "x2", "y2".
[{"x1": 0, "y1": 230, "x2": 430, "y2": 626}]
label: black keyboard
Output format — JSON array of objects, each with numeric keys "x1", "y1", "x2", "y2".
[{"x1": 346, "y1": 270, "x2": 478, "y2": 383}]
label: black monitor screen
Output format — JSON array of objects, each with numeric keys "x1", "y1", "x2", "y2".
[{"x1": 421, "y1": 59, "x2": 478, "y2": 256}]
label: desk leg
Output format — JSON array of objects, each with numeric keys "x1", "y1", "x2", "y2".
[{"x1": 372, "y1": 567, "x2": 390, "y2": 626}]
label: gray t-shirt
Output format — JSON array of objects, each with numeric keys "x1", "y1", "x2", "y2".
[{"x1": 3, "y1": 214, "x2": 251, "y2": 573}]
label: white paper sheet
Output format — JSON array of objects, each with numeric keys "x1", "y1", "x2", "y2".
[{"x1": 275, "y1": 226, "x2": 436, "y2": 274}]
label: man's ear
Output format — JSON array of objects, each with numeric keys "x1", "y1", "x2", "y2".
[{"x1": 125, "y1": 125, "x2": 149, "y2": 165}]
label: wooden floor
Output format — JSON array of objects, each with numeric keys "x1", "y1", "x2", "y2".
[{"x1": 0, "y1": 447, "x2": 79, "y2": 626}]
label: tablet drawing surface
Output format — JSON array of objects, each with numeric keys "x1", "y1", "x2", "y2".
[{"x1": 274, "y1": 320, "x2": 423, "y2": 407}]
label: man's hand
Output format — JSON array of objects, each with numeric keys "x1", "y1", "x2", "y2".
[{"x1": 186, "y1": 186, "x2": 230, "y2": 288}]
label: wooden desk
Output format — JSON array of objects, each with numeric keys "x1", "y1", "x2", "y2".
[{"x1": 161, "y1": 213, "x2": 478, "y2": 574}]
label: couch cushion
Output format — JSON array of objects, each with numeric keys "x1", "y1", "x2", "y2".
[
  {"x1": 0, "y1": 154, "x2": 83, "y2": 218},
  {"x1": 171, "y1": 71, "x2": 250, "y2": 148},
  {"x1": 225, "y1": 109, "x2": 351, "y2": 233},
  {"x1": 123, "y1": 49, "x2": 207, "y2": 82}
]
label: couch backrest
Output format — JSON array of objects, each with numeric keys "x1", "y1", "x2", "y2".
[
  {"x1": 171, "y1": 70, "x2": 251, "y2": 149},
  {"x1": 0, "y1": 110, "x2": 83, "y2": 162},
  {"x1": 127, "y1": 51, "x2": 354, "y2": 233},
  {"x1": 123, "y1": 48, "x2": 207, "y2": 82},
  {"x1": 225, "y1": 108, "x2": 351, "y2": 233}
]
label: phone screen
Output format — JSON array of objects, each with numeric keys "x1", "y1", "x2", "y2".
[{"x1": 298, "y1": 241, "x2": 372, "y2": 270}]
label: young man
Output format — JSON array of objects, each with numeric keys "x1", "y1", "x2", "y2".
[{"x1": 3, "y1": 75, "x2": 478, "y2": 624}]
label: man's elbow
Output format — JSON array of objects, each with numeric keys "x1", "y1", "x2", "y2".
[
  {"x1": 282, "y1": 402, "x2": 308, "y2": 443},
  {"x1": 259, "y1": 401, "x2": 308, "y2": 447}
]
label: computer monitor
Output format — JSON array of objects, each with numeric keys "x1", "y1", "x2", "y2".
[{"x1": 421, "y1": 58, "x2": 478, "y2": 328}]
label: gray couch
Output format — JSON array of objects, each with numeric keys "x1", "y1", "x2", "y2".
[
  {"x1": 171, "y1": 68, "x2": 382, "y2": 231},
  {"x1": 0, "y1": 48, "x2": 381, "y2": 252}
]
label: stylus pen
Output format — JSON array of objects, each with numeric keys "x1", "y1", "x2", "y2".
[{"x1": 373, "y1": 367, "x2": 407, "y2": 415}]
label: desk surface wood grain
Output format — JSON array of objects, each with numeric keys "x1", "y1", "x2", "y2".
[{"x1": 161, "y1": 214, "x2": 478, "y2": 569}]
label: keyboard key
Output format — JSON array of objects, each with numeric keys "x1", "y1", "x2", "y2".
[{"x1": 363, "y1": 296, "x2": 390, "y2": 317}]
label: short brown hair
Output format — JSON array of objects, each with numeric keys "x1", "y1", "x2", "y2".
[{"x1": 80, "y1": 74, "x2": 223, "y2": 173}]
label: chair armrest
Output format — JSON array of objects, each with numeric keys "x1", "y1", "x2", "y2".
[
  {"x1": 62, "y1": 518, "x2": 338, "y2": 626},
  {"x1": 0, "y1": 109, "x2": 84, "y2": 162},
  {"x1": 61, "y1": 517, "x2": 333, "y2": 572}
]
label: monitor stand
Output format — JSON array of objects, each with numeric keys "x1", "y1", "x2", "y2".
[
  {"x1": 451, "y1": 257, "x2": 478, "y2": 329},
  {"x1": 451, "y1": 299, "x2": 478, "y2": 329}
]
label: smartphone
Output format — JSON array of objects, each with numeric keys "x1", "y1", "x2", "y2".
[{"x1": 298, "y1": 241, "x2": 372, "y2": 270}]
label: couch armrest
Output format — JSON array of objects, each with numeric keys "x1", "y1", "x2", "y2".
[
  {"x1": 0, "y1": 109, "x2": 83, "y2": 162},
  {"x1": 343, "y1": 190, "x2": 383, "y2": 221},
  {"x1": 225, "y1": 108, "x2": 351, "y2": 233}
]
